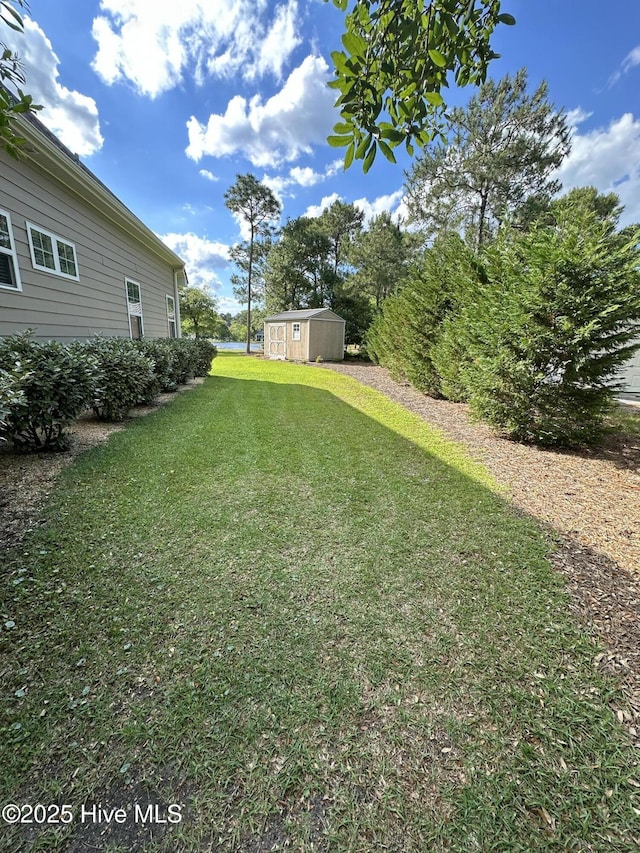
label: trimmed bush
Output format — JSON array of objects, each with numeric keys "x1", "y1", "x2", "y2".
[
  {"x1": 167, "y1": 338, "x2": 197, "y2": 385},
  {"x1": 460, "y1": 207, "x2": 640, "y2": 446},
  {"x1": 135, "y1": 339, "x2": 176, "y2": 394},
  {"x1": 189, "y1": 339, "x2": 218, "y2": 377},
  {"x1": 430, "y1": 317, "x2": 472, "y2": 403},
  {"x1": 84, "y1": 338, "x2": 156, "y2": 421},
  {"x1": 0, "y1": 332, "x2": 98, "y2": 451},
  {"x1": 367, "y1": 235, "x2": 477, "y2": 398},
  {"x1": 0, "y1": 365, "x2": 26, "y2": 442}
]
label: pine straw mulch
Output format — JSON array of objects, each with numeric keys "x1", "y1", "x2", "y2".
[{"x1": 316, "y1": 361, "x2": 640, "y2": 744}]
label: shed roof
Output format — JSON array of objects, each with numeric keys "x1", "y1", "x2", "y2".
[{"x1": 264, "y1": 308, "x2": 344, "y2": 322}]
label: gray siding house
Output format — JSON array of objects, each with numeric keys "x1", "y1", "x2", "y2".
[{"x1": 0, "y1": 111, "x2": 185, "y2": 342}]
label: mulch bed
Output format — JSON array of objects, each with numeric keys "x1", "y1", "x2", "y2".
[{"x1": 317, "y1": 361, "x2": 640, "y2": 741}]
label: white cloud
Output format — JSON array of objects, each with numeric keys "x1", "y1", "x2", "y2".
[
  {"x1": 565, "y1": 107, "x2": 593, "y2": 129},
  {"x1": 199, "y1": 169, "x2": 219, "y2": 182},
  {"x1": 303, "y1": 188, "x2": 406, "y2": 224},
  {"x1": 251, "y1": 0, "x2": 302, "y2": 81},
  {"x1": 289, "y1": 166, "x2": 324, "y2": 187},
  {"x1": 353, "y1": 189, "x2": 406, "y2": 225},
  {"x1": 622, "y1": 45, "x2": 640, "y2": 74},
  {"x1": 607, "y1": 44, "x2": 640, "y2": 88},
  {"x1": 304, "y1": 192, "x2": 341, "y2": 219},
  {"x1": 91, "y1": 0, "x2": 300, "y2": 98},
  {"x1": 555, "y1": 112, "x2": 640, "y2": 224},
  {"x1": 262, "y1": 159, "x2": 344, "y2": 203},
  {"x1": 161, "y1": 231, "x2": 231, "y2": 293},
  {"x1": 186, "y1": 55, "x2": 336, "y2": 168},
  {"x1": 3, "y1": 18, "x2": 103, "y2": 156}
]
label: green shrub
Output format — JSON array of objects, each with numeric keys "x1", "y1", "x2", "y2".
[
  {"x1": 0, "y1": 365, "x2": 26, "y2": 442},
  {"x1": 135, "y1": 339, "x2": 176, "y2": 394},
  {"x1": 167, "y1": 338, "x2": 197, "y2": 385},
  {"x1": 366, "y1": 235, "x2": 476, "y2": 398},
  {"x1": 189, "y1": 339, "x2": 218, "y2": 376},
  {"x1": 84, "y1": 338, "x2": 156, "y2": 421},
  {"x1": 461, "y1": 207, "x2": 640, "y2": 446},
  {"x1": 0, "y1": 332, "x2": 97, "y2": 451},
  {"x1": 430, "y1": 317, "x2": 472, "y2": 402}
]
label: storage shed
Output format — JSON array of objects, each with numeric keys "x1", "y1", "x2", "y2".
[
  {"x1": 619, "y1": 343, "x2": 640, "y2": 396},
  {"x1": 264, "y1": 308, "x2": 345, "y2": 361}
]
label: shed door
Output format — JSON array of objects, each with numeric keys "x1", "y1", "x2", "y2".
[{"x1": 268, "y1": 323, "x2": 286, "y2": 360}]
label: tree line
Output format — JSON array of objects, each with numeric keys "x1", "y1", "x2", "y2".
[
  {"x1": 206, "y1": 67, "x2": 640, "y2": 447},
  {"x1": 179, "y1": 185, "x2": 418, "y2": 352}
]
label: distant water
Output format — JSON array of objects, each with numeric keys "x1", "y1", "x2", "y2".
[{"x1": 212, "y1": 341, "x2": 263, "y2": 352}]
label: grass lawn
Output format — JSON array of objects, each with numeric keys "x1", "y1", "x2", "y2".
[{"x1": 1, "y1": 353, "x2": 638, "y2": 851}]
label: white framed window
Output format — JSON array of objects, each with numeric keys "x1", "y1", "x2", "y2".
[
  {"x1": 26, "y1": 222, "x2": 79, "y2": 280},
  {"x1": 0, "y1": 210, "x2": 22, "y2": 291},
  {"x1": 167, "y1": 294, "x2": 177, "y2": 338},
  {"x1": 292, "y1": 322, "x2": 301, "y2": 341},
  {"x1": 126, "y1": 278, "x2": 144, "y2": 339}
]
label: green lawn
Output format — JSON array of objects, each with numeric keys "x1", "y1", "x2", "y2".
[{"x1": 1, "y1": 353, "x2": 638, "y2": 851}]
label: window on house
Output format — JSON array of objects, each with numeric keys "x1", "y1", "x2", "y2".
[
  {"x1": 126, "y1": 279, "x2": 144, "y2": 339},
  {"x1": 26, "y1": 222, "x2": 78, "y2": 280},
  {"x1": 0, "y1": 211, "x2": 21, "y2": 291},
  {"x1": 167, "y1": 295, "x2": 177, "y2": 338},
  {"x1": 292, "y1": 322, "x2": 301, "y2": 341}
]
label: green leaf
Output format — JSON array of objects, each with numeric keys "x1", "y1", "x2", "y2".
[
  {"x1": 0, "y1": 4, "x2": 23, "y2": 31},
  {"x1": 425, "y1": 91, "x2": 445, "y2": 107},
  {"x1": 327, "y1": 134, "x2": 352, "y2": 148},
  {"x1": 428, "y1": 49, "x2": 447, "y2": 68},
  {"x1": 379, "y1": 126, "x2": 405, "y2": 144},
  {"x1": 330, "y1": 50, "x2": 349, "y2": 72},
  {"x1": 378, "y1": 139, "x2": 397, "y2": 164},
  {"x1": 355, "y1": 134, "x2": 370, "y2": 159},
  {"x1": 363, "y1": 141, "x2": 377, "y2": 173},
  {"x1": 497, "y1": 13, "x2": 517, "y2": 25},
  {"x1": 344, "y1": 141, "x2": 355, "y2": 170},
  {"x1": 342, "y1": 31, "x2": 367, "y2": 57}
]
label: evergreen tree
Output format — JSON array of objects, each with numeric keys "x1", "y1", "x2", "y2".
[
  {"x1": 457, "y1": 198, "x2": 640, "y2": 445},
  {"x1": 224, "y1": 174, "x2": 280, "y2": 353},
  {"x1": 405, "y1": 69, "x2": 570, "y2": 250},
  {"x1": 347, "y1": 212, "x2": 414, "y2": 307}
]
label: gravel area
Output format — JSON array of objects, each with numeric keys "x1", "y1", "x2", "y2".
[{"x1": 316, "y1": 360, "x2": 640, "y2": 736}]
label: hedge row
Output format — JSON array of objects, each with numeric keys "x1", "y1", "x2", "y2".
[
  {"x1": 367, "y1": 198, "x2": 640, "y2": 447},
  {"x1": 0, "y1": 333, "x2": 217, "y2": 452}
]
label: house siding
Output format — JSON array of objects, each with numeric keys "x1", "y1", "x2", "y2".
[{"x1": 0, "y1": 145, "x2": 180, "y2": 342}]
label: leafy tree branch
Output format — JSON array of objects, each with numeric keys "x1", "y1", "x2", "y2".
[{"x1": 326, "y1": 0, "x2": 516, "y2": 171}]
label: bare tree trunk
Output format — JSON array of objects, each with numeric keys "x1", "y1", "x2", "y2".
[
  {"x1": 246, "y1": 228, "x2": 254, "y2": 355},
  {"x1": 477, "y1": 189, "x2": 489, "y2": 251}
]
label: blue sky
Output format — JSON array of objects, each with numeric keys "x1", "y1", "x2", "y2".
[{"x1": 3, "y1": 0, "x2": 640, "y2": 314}]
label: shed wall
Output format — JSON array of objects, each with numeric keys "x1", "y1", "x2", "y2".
[
  {"x1": 619, "y1": 341, "x2": 640, "y2": 394},
  {"x1": 0, "y1": 147, "x2": 179, "y2": 341},
  {"x1": 308, "y1": 319, "x2": 345, "y2": 361},
  {"x1": 285, "y1": 319, "x2": 309, "y2": 360}
]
